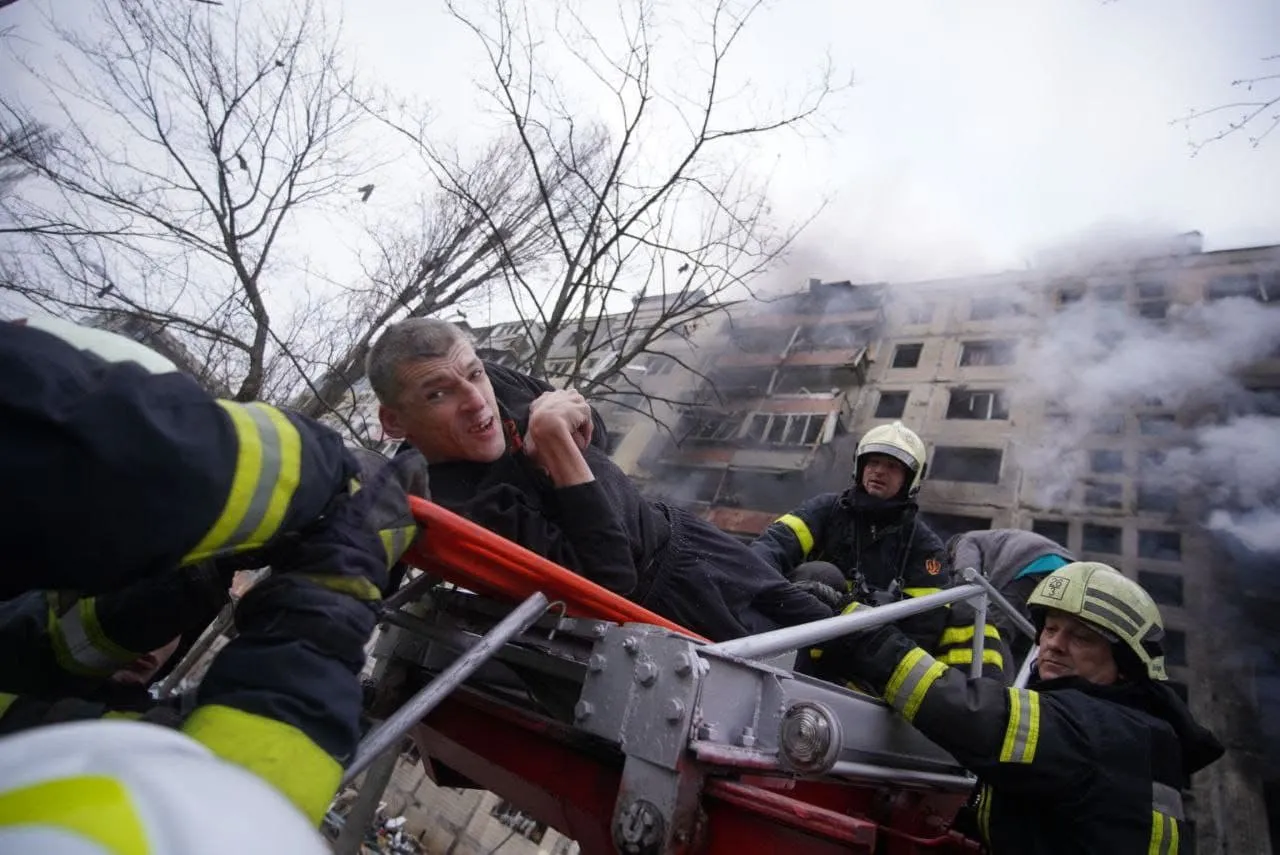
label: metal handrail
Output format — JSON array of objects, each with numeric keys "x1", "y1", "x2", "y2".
[
  {"x1": 706, "y1": 585, "x2": 983, "y2": 660},
  {"x1": 709, "y1": 567, "x2": 1040, "y2": 687}
]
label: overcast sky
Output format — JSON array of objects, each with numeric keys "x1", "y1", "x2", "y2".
[
  {"x1": 4, "y1": 0, "x2": 1279, "y2": 308},
  {"x1": 337, "y1": 0, "x2": 1280, "y2": 286}
]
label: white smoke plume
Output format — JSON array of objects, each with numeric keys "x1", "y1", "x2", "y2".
[{"x1": 1014, "y1": 295, "x2": 1280, "y2": 548}]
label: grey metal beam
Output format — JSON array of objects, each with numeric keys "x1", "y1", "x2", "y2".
[{"x1": 707, "y1": 584, "x2": 984, "y2": 660}]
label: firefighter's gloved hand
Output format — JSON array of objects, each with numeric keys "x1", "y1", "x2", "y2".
[
  {"x1": 269, "y1": 447, "x2": 428, "y2": 601},
  {"x1": 810, "y1": 605, "x2": 905, "y2": 687},
  {"x1": 793, "y1": 580, "x2": 844, "y2": 612}
]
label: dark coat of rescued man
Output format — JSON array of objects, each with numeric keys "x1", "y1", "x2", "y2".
[{"x1": 367, "y1": 317, "x2": 839, "y2": 643}]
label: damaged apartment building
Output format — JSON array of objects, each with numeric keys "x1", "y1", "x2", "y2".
[
  {"x1": 631, "y1": 279, "x2": 887, "y2": 531},
  {"x1": 629, "y1": 233, "x2": 1280, "y2": 854}
]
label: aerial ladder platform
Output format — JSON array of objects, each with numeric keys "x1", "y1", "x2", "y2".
[{"x1": 346, "y1": 497, "x2": 1034, "y2": 855}]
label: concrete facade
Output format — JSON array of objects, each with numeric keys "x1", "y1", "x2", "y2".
[
  {"x1": 336, "y1": 239, "x2": 1278, "y2": 852},
  {"x1": 623, "y1": 237, "x2": 1279, "y2": 853}
]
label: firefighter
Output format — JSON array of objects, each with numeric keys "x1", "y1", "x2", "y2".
[
  {"x1": 0, "y1": 318, "x2": 425, "y2": 837},
  {"x1": 367, "y1": 318, "x2": 835, "y2": 642},
  {"x1": 820, "y1": 562, "x2": 1225, "y2": 853},
  {"x1": 946, "y1": 528, "x2": 1076, "y2": 673},
  {"x1": 750, "y1": 421, "x2": 951, "y2": 653}
]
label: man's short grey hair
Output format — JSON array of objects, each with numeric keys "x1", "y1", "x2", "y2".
[{"x1": 366, "y1": 318, "x2": 473, "y2": 405}]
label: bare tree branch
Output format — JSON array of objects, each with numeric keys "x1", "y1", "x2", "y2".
[
  {"x1": 1173, "y1": 54, "x2": 1280, "y2": 154},
  {"x1": 0, "y1": 0, "x2": 374, "y2": 401},
  {"x1": 431, "y1": 0, "x2": 848, "y2": 426}
]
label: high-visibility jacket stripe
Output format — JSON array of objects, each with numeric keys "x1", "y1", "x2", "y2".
[
  {"x1": 49, "y1": 599, "x2": 139, "y2": 676},
  {"x1": 182, "y1": 402, "x2": 303, "y2": 563},
  {"x1": 776, "y1": 514, "x2": 815, "y2": 557},
  {"x1": 999, "y1": 689, "x2": 1041, "y2": 764}
]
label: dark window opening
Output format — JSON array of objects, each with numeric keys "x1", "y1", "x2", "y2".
[
  {"x1": 1136, "y1": 282, "x2": 1167, "y2": 300},
  {"x1": 1084, "y1": 481, "x2": 1124, "y2": 509},
  {"x1": 1137, "y1": 485, "x2": 1178, "y2": 514},
  {"x1": 1055, "y1": 282, "x2": 1085, "y2": 307},
  {"x1": 1164, "y1": 630, "x2": 1187, "y2": 667},
  {"x1": 1138, "y1": 530, "x2": 1182, "y2": 561},
  {"x1": 682, "y1": 412, "x2": 743, "y2": 443},
  {"x1": 1032, "y1": 519, "x2": 1070, "y2": 548},
  {"x1": 1137, "y1": 301, "x2": 1169, "y2": 320},
  {"x1": 1092, "y1": 413, "x2": 1125, "y2": 435},
  {"x1": 931, "y1": 446, "x2": 1003, "y2": 484},
  {"x1": 1206, "y1": 273, "x2": 1278, "y2": 303},
  {"x1": 875, "y1": 391, "x2": 909, "y2": 419},
  {"x1": 959, "y1": 340, "x2": 1017, "y2": 367},
  {"x1": 920, "y1": 512, "x2": 992, "y2": 544},
  {"x1": 1138, "y1": 414, "x2": 1177, "y2": 436},
  {"x1": 1140, "y1": 449, "x2": 1167, "y2": 473},
  {"x1": 1082, "y1": 523, "x2": 1122, "y2": 554},
  {"x1": 1138, "y1": 571, "x2": 1184, "y2": 607},
  {"x1": 892, "y1": 343, "x2": 923, "y2": 368},
  {"x1": 1090, "y1": 449, "x2": 1124, "y2": 473},
  {"x1": 946, "y1": 388, "x2": 1010, "y2": 420},
  {"x1": 744, "y1": 413, "x2": 829, "y2": 448},
  {"x1": 1094, "y1": 284, "x2": 1126, "y2": 301}
]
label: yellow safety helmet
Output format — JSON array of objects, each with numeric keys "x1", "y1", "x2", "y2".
[
  {"x1": 855, "y1": 421, "x2": 928, "y2": 497},
  {"x1": 1026, "y1": 561, "x2": 1168, "y2": 681},
  {"x1": 0, "y1": 720, "x2": 330, "y2": 853}
]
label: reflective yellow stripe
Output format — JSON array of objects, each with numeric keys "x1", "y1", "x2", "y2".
[
  {"x1": 379, "y1": 524, "x2": 419, "y2": 568},
  {"x1": 49, "y1": 599, "x2": 140, "y2": 676},
  {"x1": 293, "y1": 573, "x2": 383, "y2": 602},
  {"x1": 0, "y1": 774, "x2": 149, "y2": 855},
  {"x1": 883, "y1": 648, "x2": 947, "y2": 722},
  {"x1": 999, "y1": 689, "x2": 1041, "y2": 763},
  {"x1": 183, "y1": 704, "x2": 341, "y2": 825},
  {"x1": 0, "y1": 693, "x2": 15, "y2": 719},
  {"x1": 902, "y1": 586, "x2": 942, "y2": 598},
  {"x1": 776, "y1": 514, "x2": 814, "y2": 558},
  {"x1": 977, "y1": 784, "x2": 993, "y2": 844},
  {"x1": 1149, "y1": 811, "x2": 1179, "y2": 855},
  {"x1": 938, "y1": 623, "x2": 1001, "y2": 647},
  {"x1": 182, "y1": 402, "x2": 303, "y2": 564},
  {"x1": 938, "y1": 648, "x2": 1005, "y2": 671}
]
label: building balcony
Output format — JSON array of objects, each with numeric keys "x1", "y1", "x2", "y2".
[
  {"x1": 783, "y1": 346, "x2": 867, "y2": 368},
  {"x1": 661, "y1": 444, "x2": 816, "y2": 472},
  {"x1": 731, "y1": 307, "x2": 884, "y2": 330}
]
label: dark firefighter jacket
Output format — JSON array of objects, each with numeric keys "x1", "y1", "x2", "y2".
[
  {"x1": 418, "y1": 363, "x2": 834, "y2": 641},
  {"x1": 823, "y1": 625, "x2": 1225, "y2": 854},
  {"x1": 751, "y1": 490, "x2": 950, "y2": 651},
  {"x1": 1, "y1": 321, "x2": 384, "y2": 824}
]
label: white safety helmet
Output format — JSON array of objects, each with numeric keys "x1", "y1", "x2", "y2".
[
  {"x1": 0, "y1": 721, "x2": 329, "y2": 854},
  {"x1": 18, "y1": 315, "x2": 179, "y2": 374},
  {"x1": 854, "y1": 421, "x2": 928, "y2": 497}
]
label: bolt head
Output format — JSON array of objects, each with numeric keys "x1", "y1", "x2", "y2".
[
  {"x1": 634, "y1": 661, "x2": 658, "y2": 686},
  {"x1": 622, "y1": 636, "x2": 639, "y2": 654},
  {"x1": 588, "y1": 654, "x2": 607, "y2": 673},
  {"x1": 673, "y1": 653, "x2": 693, "y2": 676},
  {"x1": 663, "y1": 699, "x2": 685, "y2": 723},
  {"x1": 574, "y1": 700, "x2": 594, "y2": 721}
]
